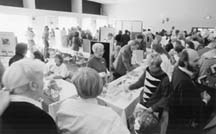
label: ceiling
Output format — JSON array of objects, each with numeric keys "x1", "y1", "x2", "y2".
[{"x1": 87, "y1": 0, "x2": 130, "y2": 4}]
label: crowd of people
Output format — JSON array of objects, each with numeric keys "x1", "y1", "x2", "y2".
[{"x1": 0, "y1": 26, "x2": 216, "y2": 134}]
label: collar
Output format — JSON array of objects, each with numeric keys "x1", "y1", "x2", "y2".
[
  {"x1": 10, "y1": 95, "x2": 42, "y2": 109},
  {"x1": 178, "y1": 66, "x2": 193, "y2": 78},
  {"x1": 79, "y1": 98, "x2": 98, "y2": 105}
]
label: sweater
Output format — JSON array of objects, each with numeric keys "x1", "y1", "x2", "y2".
[
  {"x1": 1, "y1": 102, "x2": 59, "y2": 134},
  {"x1": 129, "y1": 67, "x2": 170, "y2": 112}
]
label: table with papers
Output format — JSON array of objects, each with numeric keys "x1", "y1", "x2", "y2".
[
  {"x1": 46, "y1": 60, "x2": 147, "y2": 125},
  {"x1": 97, "y1": 61, "x2": 147, "y2": 125}
]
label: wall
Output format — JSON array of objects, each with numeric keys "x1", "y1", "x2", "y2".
[
  {"x1": 83, "y1": 0, "x2": 101, "y2": 15},
  {"x1": 0, "y1": 0, "x2": 23, "y2": 7},
  {"x1": 35, "y1": 0, "x2": 71, "y2": 12},
  {"x1": 103, "y1": 0, "x2": 216, "y2": 31}
]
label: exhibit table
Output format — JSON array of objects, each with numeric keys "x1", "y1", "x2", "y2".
[
  {"x1": 97, "y1": 61, "x2": 147, "y2": 125},
  {"x1": 46, "y1": 60, "x2": 147, "y2": 125}
]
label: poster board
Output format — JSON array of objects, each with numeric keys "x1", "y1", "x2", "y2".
[
  {"x1": 0, "y1": 32, "x2": 16, "y2": 57},
  {"x1": 99, "y1": 27, "x2": 115, "y2": 42}
]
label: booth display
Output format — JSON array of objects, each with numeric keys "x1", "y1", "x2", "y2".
[{"x1": 0, "y1": 32, "x2": 16, "y2": 57}]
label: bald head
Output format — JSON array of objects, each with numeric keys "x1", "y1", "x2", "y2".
[{"x1": 179, "y1": 48, "x2": 200, "y2": 72}]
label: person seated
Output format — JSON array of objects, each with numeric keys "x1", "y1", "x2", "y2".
[
  {"x1": 9, "y1": 43, "x2": 28, "y2": 66},
  {"x1": 113, "y1": 40, "x2": 139, "y2": 79},
  {"x1": 46, "y1": 54, "x2": 69, "y2": 79},
  {"x1": 1, "y1": 59, "x2": 58, "y2": 134},
  {"x1": 87, "y1": 43, "x2": 109, "y2": 79},
  {"x1": 129, "y1": 53, "x2": 170, "y2": 134},
  {"x1": 56, "y1": 67, "x2": 130, "y2": 134},
  {"x1": 33, "y1": 51, "x2": 45, "y2": 62}
]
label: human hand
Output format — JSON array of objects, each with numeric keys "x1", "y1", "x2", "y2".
[{"x1": 201, "y1": 91, "x2": 211, "y2": 104}]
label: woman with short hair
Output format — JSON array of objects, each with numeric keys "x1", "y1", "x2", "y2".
[
  {"x1": 45, "y1": 54, "x2": 69, "y2": 79},
  {"x1": 56, "y1": 67, "x2": 130, "y2": 134}
]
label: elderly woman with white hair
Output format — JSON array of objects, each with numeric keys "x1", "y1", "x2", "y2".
[
  {"x1": 87, "y1": 43, "x2": 109, "y2": 79},
  {"x1": 56, "y1": 67, "x2": 130, "y2": 134},
  {"x1": 1, "y1": 59, "x2": 58, "y2": 134}
]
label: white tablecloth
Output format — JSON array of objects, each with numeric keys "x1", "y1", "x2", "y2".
[
  {"x1": 97, "y1": 61, "x2": 147, "y2": 125},
  {"x1": 47, "y1": 60, "x2": 147, "y2": 124}
]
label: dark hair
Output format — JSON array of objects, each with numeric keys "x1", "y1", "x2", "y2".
[
  {"x1": 136, "y1": 34, "x2": 144, "y2": 39},
  {"x1": 174, "y1": 40, "x2": 184, "y2": 53},
  {"x1": 152, "y1": 43, "x2": 170, "y2": 59},
  {"x1": 178, "y1": 50, "x2": 189, "y2": 67},
  {"x1": 33, "y1": 51, "x2": 45, "y2": 62},
  {"x1": 15, "y1": 43, "x2": 28, "y2": 56},
  {"x1": 186, "y1": 40, "x2": 195, "y2": 49},
  {"x1": 54, "y1": 54, "x2": 64, "y2": 64}
]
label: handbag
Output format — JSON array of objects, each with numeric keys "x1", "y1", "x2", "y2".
[{"x1": 133, "y1": 103, "x2": 159, "y2": 134}]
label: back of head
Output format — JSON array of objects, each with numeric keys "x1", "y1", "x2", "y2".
[
  {"x1": 207, "y1": 41, "x2": 216, "y2": 49},
  {"x1": 34, "y1": 51, "x2": 45, "y2": 62},
  {"x1": 136, "y1": 34, "x2": 144, "y2": 39},
  {"x1": 15, "y1": 43, "x2": 28, "y2": 56},
  {"x1": 72, "y1": 67, "x2": 103, "y2": 99},
  {"x1": 2, "y1": 59, "x2": 45, "y2": 91},
  {"x1": 174, "y1": 40, "x2": 184, "y2": 53}
]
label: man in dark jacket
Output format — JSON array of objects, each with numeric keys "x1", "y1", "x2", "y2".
[
  {"x1": 115, "y1": 30, "x2": 123, "y2": 46},
  {"x1": 1, "y1": 59, "x2": 59, "y2": 134},
  {"x1": 9, "y1": 43, "x2": 27, "y2": 66},
  {"x1": 169, "y1": 49, "x2": 211, "y2": 134},
  {"x1": 122, "y1": 30, "x2": 131, "y2": 47}
]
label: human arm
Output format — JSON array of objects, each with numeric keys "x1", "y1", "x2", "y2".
[
  {"x1": 150, "y1": 76, "x2": 171, "y2": 112},
  {"x1": 122, "y1": 51, "x2": 134, "y2": 72},
  {"x1": 129, "y1": 71, "x2": 146, "y2": 90}
]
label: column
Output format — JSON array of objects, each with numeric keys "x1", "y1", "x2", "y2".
[
  {"x1": 71, "y1": 0, "x2": 82, "y2": 13},
  {"x1": 23, "y1": 0, "x2": 36, "y2": 9}
]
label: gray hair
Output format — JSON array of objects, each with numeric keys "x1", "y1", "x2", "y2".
[
  {"x1": 72, "y1": 67, "x2": 103, "y2": 99},
  {"x1": 2, "y1": 59, "x2": 45, "y2": 91},
  {"x1": 128, "y1": 40, "x2": 139, "y2": 46},
  {"x1": 92, "y1": 43, "x2": 104, "y2": 53}
]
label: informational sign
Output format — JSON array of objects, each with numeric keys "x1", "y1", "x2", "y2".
[
  {"x1": 0, "y1": 32, "x2": 16, "y2": 57},
  {"x1": 99, "y1": 27, "x2": 115, "y2": 42}
]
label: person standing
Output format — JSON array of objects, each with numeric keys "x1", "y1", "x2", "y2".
[
  {"x1": 42, "y1": 26, "x2": 50, "y2": 59},
  {"x1": 122, "y1": 30, "x2": 131, "y2": 47},
  {"x1": 115, "y1": 30, "x2": 123, "y2": 46},
  {"x1": 169, "y1": 49, "x2": 211, "y2": 134},
  {"x1": 113, "y1": 40, "x2": 139, "y2": 79}
]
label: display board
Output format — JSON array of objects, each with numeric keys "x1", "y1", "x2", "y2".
[
  {"x1": 0, "y1": 32, "x2": 16, "y2": 57},
  {"x1": 99, "y1": 27, "x2": 115, "y2": 42},
  {"x1": 90, "y1": 41, "x2": 111, "y2": 70}
]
